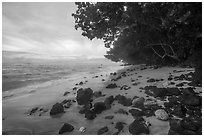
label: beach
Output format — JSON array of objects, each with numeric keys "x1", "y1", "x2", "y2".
[{"x1": 2, "y1": 64, "x2": 202, "y2": 135}]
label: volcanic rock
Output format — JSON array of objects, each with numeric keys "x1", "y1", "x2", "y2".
[
  {"x1": 76, "y1": 88, "x2": 93, "y2": 105},
  {"x1": 59, "y1": 123, "x2": 74, "y2": 134},
  {"x1": 50, "y1": 103, "x2": 64, "y2": 115}
]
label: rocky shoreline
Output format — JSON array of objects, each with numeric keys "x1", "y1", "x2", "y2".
[{"x1": 2, "y1": 65, "x2": 202, "y2": 135}]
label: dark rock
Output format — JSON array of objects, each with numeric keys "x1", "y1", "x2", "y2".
[
  {"x1": 115, "y1": 122, "x2": 126, "y2": 132},
  {"x1": 76, "y1": 88, "x2": 93, "y2": 105},
  {"x1": 132, "y1": 97, "x2": 145, "y2": 109},
  {"x1": 63, "y1": 91, "x2": 70, "y2": 96},
  {"x1": 120, "y1": 85, "x2": 131, "y2": 90},
  {"x1": 29, "y1": 107, "x2": 39, "y2": 115},
  {"x1": 79, "y1": 81, "x2": 83, "y2": 85},
  {"x1": 85, "y1": 110, "x2": 96, "y2": 120},
  {"x1": 97, "y1": 127, "x2": 109, "y2": 135},
  {"x1": 104, "y1": 96, "x2": 114, "y2": 109},
  {"x1": 132, "y1": 82, "x2": 140, "y2": 86},
  {"x1": 129, "y1": 109, "x2": 144, "y2": 117},
  {"x1": 115, "y1": 109, "x2": 128, "y2": 115},
  {"x1": 93, "y1": 102, "x2": 107, "y2": 114},
  {"x1": 106, "y1": 83, "x2": 117, "y2": 88},
  {"x1": 129, "y1": 117, "x2": 149, "y2": 135},
  {"x1": 61, "y1": 99, "x2": 71, "y2": 105},
  {"x1": 59, "y1": 123, "x2": 74, "y2": 134},
  {"x1": 115, "y1": 95, "x2": 132, "y2": 106},
  {"x1": 168, "y1": 77, "x2": 173, "y2": 81},
  {"x1": 50, "y1": 103, "x2": 64, "y2": 115},
  {"x1": 73, "y1": 87, "x2": 77, "y2": 90},
  {"x1": 147, "y1": 78, "x2": 156, "y2": 83},
  {"x1": 105, "y1": 115, "x2": 114, "y2": 119},
  {"x1": 102, "y1": 79, "x2": 105, "y2": 81}
]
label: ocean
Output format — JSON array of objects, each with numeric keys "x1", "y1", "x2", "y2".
[{"x1": 2, "y1": 58, "x2": 122, "y2": 93}]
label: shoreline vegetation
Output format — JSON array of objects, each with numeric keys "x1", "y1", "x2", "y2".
[{"x1": 2, "y1": 64, "x2": 202, "y2": 135}]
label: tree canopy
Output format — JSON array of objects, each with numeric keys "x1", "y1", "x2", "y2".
[{"x1": 72, "y1": 2, "x2": 202, "y2": 83}]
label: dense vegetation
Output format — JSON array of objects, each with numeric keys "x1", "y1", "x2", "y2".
[{"x1": 72, "y1": 2, "x2": 202, "y2": 84}]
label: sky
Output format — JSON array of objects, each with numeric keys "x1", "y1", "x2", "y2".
[{"x1": 2, "y1": 2, "x2": 107, "y2": 59}]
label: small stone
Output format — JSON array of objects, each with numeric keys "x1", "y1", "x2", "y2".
[
  {"x1": 79, "y1": 127, "x2": 86, "y2": 133},
  {"x1": 115, "y1": 122, "x2": 126, "y2": 132},
  {"x1": 106, "y1": 83, "x2": 117, "y2": 88},
  {"x1": 105, "y1": 115, "x2": 114, "y2": 119},
  {"x1": 63, "y1": 91, "x2": 70, "y2": 96},
  {"x1": 97, "y1": 126, "x2": 109, "y2": 135},
  {"x1": 59, "y1": 123, "x2": 74, "y2": 134}
]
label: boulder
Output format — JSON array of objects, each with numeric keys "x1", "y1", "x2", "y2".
[
  {"x1": 59, "y1": 123, "x2": 74, "y2": 134},
  {"x1": 115, "y1": 95, "x2": 132, "y2": 106},
  {"x1": 155, "y1": 109, "x2": 169, "y2": 121},
  {"x1": 50, "y1": 103, "x2": 64, "y2": 115},
  {"x1": 106, "y1": 83, "x2": 117, "y2": 88},
  {"x1": 97, "y1": 126, "x2": 109, "y2": 135},
  {"x1": 76, "y1": 88, "x2": 93, "y2": 105},
  {"x1": 93, "y1": 102, "x2": 107, "y2": 114},
  {"x1": 129, "y1": 117, "x2": 149, "y2": 135},
  {"x1": 132, "y1": 97, "x2": 145, "y2": 109}
]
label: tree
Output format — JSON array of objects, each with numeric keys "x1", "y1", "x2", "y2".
[{"x1": 72, "y1": 2, "x2": 202, "y2": 84}]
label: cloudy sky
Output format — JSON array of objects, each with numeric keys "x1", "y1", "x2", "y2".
[{"x1": 2, "y1": 2, "x2": 107, "y2": 59}]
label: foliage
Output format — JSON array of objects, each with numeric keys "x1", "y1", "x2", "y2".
[{"x1": 72, "y1": 2, "x2": 202, "y2": 82}]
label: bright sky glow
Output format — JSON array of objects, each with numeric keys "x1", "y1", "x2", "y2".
[{"x1": 2, "y1": 2, "x2": 107, "y2": 59}]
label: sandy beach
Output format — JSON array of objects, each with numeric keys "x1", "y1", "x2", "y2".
[{"x1": 2, "y1": 65, "x2": 202, "y2": 135}]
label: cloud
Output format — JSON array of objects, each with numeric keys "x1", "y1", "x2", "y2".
[{"x1": 2, "y1": 2, "x2": 108, "y2": 59}]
